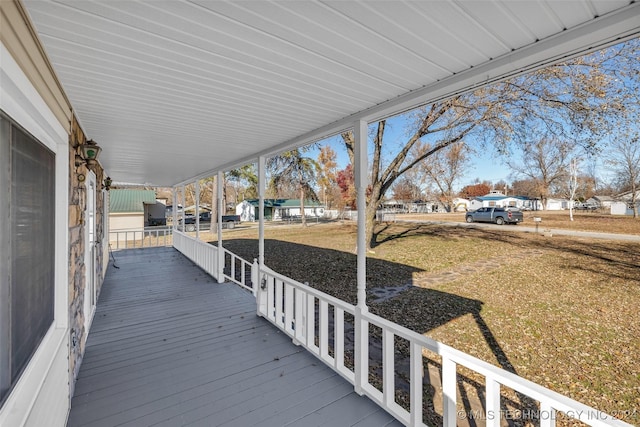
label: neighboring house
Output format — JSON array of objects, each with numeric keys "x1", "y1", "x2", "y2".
[
  {"x1": 545, "y1": 198, "x2": 569, "y2": 210},
  {"x1": 610, "y1": 201, "x2": 637, "y2": 215},
  {"x1": 588, "y1": 195, "x2": 615, "y2": 209},
  {"x1": 469, "y1": 192, "x2": 533, "y2": 210},
  {"x1": 108, "y1": 189, "x2": 162, "y2": 230},
  {"x1": 380, "y1": 199, "x2": 407, "y2": 212},
  {"x1": 410, "y1": 201, "x2": 439, "y2": 213},
  {"x1": 610, "y1": 191, "x2": 640, "y2": 215},
  {"x1": 380, "y1": 200, "x2": 441, "y2": 213},
  {"x1": 236, "y1": 199, "x2": 325, "y2": 221}
]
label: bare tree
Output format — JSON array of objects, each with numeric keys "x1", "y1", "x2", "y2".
[
  {"x1": 567, "y1": 158, "x2": 580, "y2": 221},
  {"x1": 317, "y1": 146, "x2": 338, "y2": 208},
  {"x1": 507, "y1": 136, "x2": 574, "y2": 209},
  {"x1": 391, "y1": 178, "x2": 421, "y2": 205},
  {"x1": 420, "y1": 142, "x2": 470, "y2": 212},
  {"x1": 339, "y1": 39, "x2": 635, "y2": 248},
  {"x1": 342, "y1": 93, "x2": 510, "y2": 248},
  {"x1": 604, "y1": 40, "x2": 640, "y2": 219},
  {"x1": 607, "y1": 136, "x2": 640, "y2": 218}
]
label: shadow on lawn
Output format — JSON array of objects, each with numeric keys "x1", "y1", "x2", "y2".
[
  {"x1": 375, "y1": 222, "x2": 639, "y2": 284},
  {"x1": 458, "y1": 226, "x2": 640, "y2": 284},
  {"x1": 215, "y1": 238, "x2": 533, "y2": 426}
]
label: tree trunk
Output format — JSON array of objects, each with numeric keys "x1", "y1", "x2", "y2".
[
  {"x1": 363, "y1": 184, "x2": 383, "y2": 249},
  {"x1": 365, "y1": 201, "x2": 378, "y2": 249},
  {"x1": 300, "y1": 185, "x2": 307, "y2": 227},
  {"x1": 632, "y1": 183, "x2": 638, "y2": 219}
]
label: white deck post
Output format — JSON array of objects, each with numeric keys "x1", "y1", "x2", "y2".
[
  {"x1": 195, "y1": 180, "x2": 200, "y2": 240},
  {"x1": 256, "y1": 156, "x2": 267, "y2": 315},
  {"x1": 217, "y1": 171, "x2": 224, "y2": 283},
  {"x1": 354, "y1": 119, "x2": 369, "y2": 395}
]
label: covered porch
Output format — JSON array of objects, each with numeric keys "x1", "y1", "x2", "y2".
[
  {"x1": 69, "y1": 247, "x2": 400, "y2": 427},
  {"x1": 2, "y1": 1, "x2": 639, "y2": 426},
  {"x1": 68, "y1": 230, "x2": 634, "y2": 427}
]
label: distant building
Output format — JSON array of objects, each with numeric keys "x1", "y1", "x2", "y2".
[
  {"x1": 610, "y1": 190, "x2": 640, "y2": 216},
  {"x1": 469, "y1": 192, "x2": 535, "y2": 210},
  {"x1": 109, "y1": 189, "x2": 165, "y2": 230},
  {"x1": 587, "y1": 195, "x2": 615, "y2": 209},
  {"x1": 236, "y1": 199, "x2": 325, "y2": 221}
]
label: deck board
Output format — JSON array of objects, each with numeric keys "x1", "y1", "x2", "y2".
[{"x1": 68, "y1": 247, "x2": 402, "y2": 427}]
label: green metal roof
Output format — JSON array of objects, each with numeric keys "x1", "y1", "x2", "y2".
[
  {"x1": 109, "y1": 189, "x2": 157, "y2": 213},
  {"x1": 243, "y1": 199, "x2": 322, "y2": 208}
]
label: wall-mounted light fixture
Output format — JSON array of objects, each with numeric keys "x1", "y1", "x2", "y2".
[
  {"x1": 75, "y1": 139, "x2": 102, "y2": 183},
  {"x1": 104, "y1": 176, "x2": 112, "y2": 191},
  {"x1": 79, "y1": 139, "x2": 102, "y2": 165}
]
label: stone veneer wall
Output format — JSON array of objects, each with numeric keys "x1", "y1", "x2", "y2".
[{"x1": 68, "y1": 116, "x2": 107, "y2": 396}]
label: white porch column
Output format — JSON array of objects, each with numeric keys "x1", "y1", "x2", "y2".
[
  {"x1": 172, "y1": 187, "x2": 178, "y2": 230},
  {"x1": 217, "y1": 171, "x2": 224, "y2": 283},
  {"x1": 354, "y1": 119, "x2": 368, "y2": 310},
  {"x1": 256, "y1": 156, "x2": 267, "y2": 316},
  {"x1": 258, "y1": 156, "x2": 266, "y2": 268},
  {"x1": 354, "y1": 119, "x2": 369, "y2": 396},
  {"x1": 181, "y1": 185, "x2": 186, "y2": 231},
  {"x1": 195, "y1": 180, "x2": 200, "y2": 239}
]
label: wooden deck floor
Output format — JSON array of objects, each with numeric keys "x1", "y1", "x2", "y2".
[{"x1": 68, "y1": 247, "x2": 401, "y2": 427}]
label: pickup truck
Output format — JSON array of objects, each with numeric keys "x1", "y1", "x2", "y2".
[
  {"x1": 465, "y1": 207, "x2": 523, "y2": 225},
  {"x1": 183, "y1": 212, "x2": 241, "y2": 231}
]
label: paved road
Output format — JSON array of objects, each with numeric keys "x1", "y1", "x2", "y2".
[{"x1": 396, "y1": 219, "x2": 640, "y2": 242}]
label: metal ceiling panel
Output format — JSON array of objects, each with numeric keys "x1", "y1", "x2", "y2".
[{"x1": 19, "y1": 0, "x2": 640, "y2": 186}]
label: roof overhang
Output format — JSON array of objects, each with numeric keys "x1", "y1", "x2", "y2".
[{"x1": 20, "y1": 0, "x2": 640, "y2": 187}]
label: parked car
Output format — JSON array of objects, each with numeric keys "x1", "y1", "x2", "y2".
[
  {"x1": 147, "y1": 216, "x2": 166, "y2": 226},
  {"x1": 574, "y1": 202, "x2": 597, "y2": 210},
  {"x1": 183, "y1": 212, "x2": 241, "y2": 231},
  {"x1": 465, "y1": 207, "x2": 523, "y2": 225}
]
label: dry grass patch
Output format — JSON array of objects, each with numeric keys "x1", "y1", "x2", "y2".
[{"x1": 216, "y1": 222, "x2": 640, "y2": 424}]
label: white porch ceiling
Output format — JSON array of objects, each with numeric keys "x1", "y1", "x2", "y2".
[{"x1": 22, "y1": 0, "x2": 640, "y2": 187}]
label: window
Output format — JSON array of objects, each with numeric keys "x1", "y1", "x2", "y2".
[{"x1": 0, "y1": 112, "x2": 56, "y2": 407}]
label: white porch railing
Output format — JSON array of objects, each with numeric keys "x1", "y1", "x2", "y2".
[
  {"x1": 173, "y1": 231, "x2": 218, "y2": 278},
  {"x1": 221, "y1": 247, "x2": 254, "y2": 292},
  {"x1": 254, "y1": 263, "x2": 632, "y2": 427},
  {"x1": 173, "y1": 231, "x2": 254, "y2": 293},
  {"x1": 171, "y1": 235, "x2": 631, "y2": 427},
  {"x1": 109, "y1": 228, "x2": 172, "y2": 250}
]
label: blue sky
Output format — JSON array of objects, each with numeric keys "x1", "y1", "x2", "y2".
[{"x1": 308, "y1": 117, "x2": 513, "y2": 192}]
